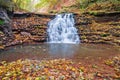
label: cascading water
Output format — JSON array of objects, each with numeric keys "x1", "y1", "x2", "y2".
[{"x1": 47, "y1": 13, "x2": 80, "y2": 43}]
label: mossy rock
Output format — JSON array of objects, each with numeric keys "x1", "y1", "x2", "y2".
[
  {"x1": 86, "y1": 11, "x2": 105, "y2": 16},
  {"x1": 81, "y1": 35, "x2": 87, "y2": 39},
  {"x1": 0, "y1": 19, "x2": 5, "y2": 25},
  {"x1": 0, "y1": 0, "x2": 14, "y2": 11},
  {"x1": 100, "y1": 33, "x2": 110, "y2": 37},
  {"x1": 112, "y1": 32, "x2": 120, "y2": 37},
  {"x1": 32, "y1": 25, "x2": 45, "y2": 29},
  {"x1": 86, "y1": 11, "x2": 120, "y2": 16}
]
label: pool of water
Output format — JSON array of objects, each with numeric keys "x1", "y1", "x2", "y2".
[{"x1": 0, "y1": 43, "x2": 119, "y2": 62}]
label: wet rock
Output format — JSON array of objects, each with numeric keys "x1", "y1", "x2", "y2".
[
  {"x1": 75, "y1": 15, "x2": 92, "y2": 25},
  {"x1": 9, "y1": 13, "x2": 51, "y2": 45},
  {"x1": 85, "y1": 11, "x2": 120, "y2": 17},
  {"x1": 12, "y1": 14, "x2": 51, "y2": 30},
  {"x1": 20, "y1": 32, "x2": 32, "y2": 38},
  {"x1": 113, "y1": 40, "x2": 120, "y2": 46},
  {"x1": 0, "y1": 45, "x2": 5, "y2": 50},
  {"x1": 74, "y1": 12, "x2": 120, "y2": 46},
  {"x1": 32, "y1": 36, "x2": 46, "y2": 42},
  {"x1": 5, "y1": 40, "x2": 23, "y2": 47},
  {"x1": 0, "y1": 8, "x2": 13, "y2": 37}
]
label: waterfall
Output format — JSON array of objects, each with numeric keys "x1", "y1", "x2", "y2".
[{"x1": 47, "y1": 13, "x2": 80, "y2": 44}]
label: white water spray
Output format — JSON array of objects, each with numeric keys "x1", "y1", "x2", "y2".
[{"x1": 47, "y1": 13, "x2": 80, "y2": 44}]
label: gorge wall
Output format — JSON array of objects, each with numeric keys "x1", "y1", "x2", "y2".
[{"x1": 0, "y1": 12, "x2": 119, "y2": 48}]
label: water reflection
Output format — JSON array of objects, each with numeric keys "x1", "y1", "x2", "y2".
[
  {"x1": 48, "y1": 44, "x2": 79, "y2": 57},
  {"x1": 0, "y1": 44, "x2": 119, "y2": 62}
]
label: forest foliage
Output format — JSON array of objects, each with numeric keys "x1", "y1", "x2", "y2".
[
  {"x1": 12, "y1": 0, "x2": 59, "y2": 12},
  {"x1": 0, "y1": 0, "x2": 14, "y2": 11},
  {"x1": 0, "y1": 0, "x2": 120, "y2": 12}
]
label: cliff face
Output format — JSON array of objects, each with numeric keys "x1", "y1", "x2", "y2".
[{"x1": 0, "y1": 12, "x2": 118, "y2": 48}]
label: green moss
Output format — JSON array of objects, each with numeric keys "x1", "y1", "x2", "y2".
[
  {"x1": 87, "y1": 11, "x2": 105, "y2": 16},
  {"x1": 100, "y1": 33, "x2": 110, "y2": 37},
  {"x1": 0, "y1": 20, "x2": 4, "y2": 25},
  {"x1": 86, "y1": 11, "x2": 120, "y2": 16}
]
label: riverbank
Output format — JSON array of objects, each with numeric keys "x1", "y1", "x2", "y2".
[{"x1": 0, "y1": 55, "x2": 119, "y2": 80}]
